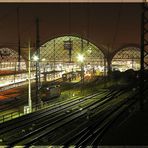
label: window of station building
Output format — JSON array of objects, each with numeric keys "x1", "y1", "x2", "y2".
[{"x1": 112, "y1": 47, "x2": 140, "y2": 72}]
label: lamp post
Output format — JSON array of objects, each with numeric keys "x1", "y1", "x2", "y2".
[
  {"x1": 33, "y1": 54, "x2": 47, "y2": 108},
  {"x1": 14, "y1": 61, "x2": 16, "y2": 86},
  {"x1": 28, "y1": 41, "x2": 32, "y2": 112},
  {"x1": 32, "y1": 53, "x2": 40, "y2": 108},
  {"x1": 26, "y1": 42, "x2": 43, "y2": 113},
  {"x1": 77, "y1": 53, "x2": 85, "y2": 95}
]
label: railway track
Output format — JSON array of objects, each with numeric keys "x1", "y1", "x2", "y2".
[
  {"x1": 0, "y1": 90, "x2": 109, "y2": 144},
  {"x1": 0, "y1": 76, "x2": 98, "y2": 123},
  {"x1": 0, "y1": 88, "x2": 129, "y2": 146},
  {"x1": 0, "y1": 90, "x2": 106, "y2": 134},
  {"x1": 58, "y1": 92, "x2": 138, "y2": 146},
  {"x1": 0, "y1": 91, "x2": 34, "y2": 112},
  {"x1": 0, "y1": 75, "x2": 95, "y2": 115},
  {"x1": 0, "y1": 78, "x2": 63, "y2": 113},
  {"x1": 37, "y1": 88, "x2": 136, "y2": 146}
]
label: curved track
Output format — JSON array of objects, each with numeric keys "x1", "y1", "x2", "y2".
[{"x1": 0, "y1": 88, "x2": 129, "y2": 146}]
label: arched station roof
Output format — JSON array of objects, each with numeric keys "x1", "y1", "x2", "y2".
[
  {"x1": 112, "y1": 47, "x2": 140, "y2": 71},
  {"x1": 112, "y1": 46, "x2": 140, "y2": 60},
  {"x1": 40, "y1": 35, "x2": 104, "y2": 65},
  {"x1": 0, "y1": 47, "x2": 27, "y2": 71}
]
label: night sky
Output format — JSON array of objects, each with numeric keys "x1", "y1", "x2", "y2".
[{"x1": 0, "y1": 3, "x2": 141, "y2": 55}]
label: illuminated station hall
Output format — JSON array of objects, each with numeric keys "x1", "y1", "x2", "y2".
[{"x1": 0, "y1": 2, "x2": 148, "y2": 146}]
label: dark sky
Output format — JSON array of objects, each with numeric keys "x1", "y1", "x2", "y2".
[{"x1": 0, "y1": 3, "x2": 141, "y2": 55}]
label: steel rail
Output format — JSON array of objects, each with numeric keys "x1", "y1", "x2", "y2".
[
  {"x1": 6, "y1": 89, "x2": 124, "y2": 146},
  {"x1": 0, "y1": 91, "x2": 109, "y2": 146}
]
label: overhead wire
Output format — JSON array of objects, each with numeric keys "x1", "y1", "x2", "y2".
[
  {"x1": 87, "y1": 1, "x2": 90, "y2": 44},
  {"x1": 17, "y1": 7, "x2": 21, "y2": 71},
  {"x1": 68, "y1": 1, "x2": 71, "y2": 36},
  {"x1": 68, "y1": 1, "x2": 72, "y2": 63},
  {"x1": 112, "y1": 3, "x2": 122, "y2": 50}
]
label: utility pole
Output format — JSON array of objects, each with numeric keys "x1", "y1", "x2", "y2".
[
  {"x1": 28, "y1": 40, "x2": 32, "y2": 112},
  {"x1": 35, "y1": 18, "x2": 41, "y2": 107},
  {"x1": 53, "y1": 39, "x2": 56, "y2": 79},
  {"x1": 81, "y1": 38, "x2": 84, "y2": 85},
  {"x1": 17, "y1": 7, "x2": 21, "y2": 71},
  {"x1": 140, "y1": 1, "x2": 148, "y2": 110}
]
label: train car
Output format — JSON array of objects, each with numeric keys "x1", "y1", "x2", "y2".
[
  {"x1": 62, "y1": 73, "x2": 68, "y2": 81},
  {"x1": 41, "y1": 85, "x2": 61, "y2": 101},
  {"x1": 62, "y1": 72, "x2": 77, "y2": 81}
]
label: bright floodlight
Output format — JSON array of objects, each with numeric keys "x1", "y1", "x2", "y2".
[
  {"x1": 33, "y1": 55, "x2": 39, "y2": 61},
  {"x1": 77, "y1": 54, "x2": 84, "y2": 62}
]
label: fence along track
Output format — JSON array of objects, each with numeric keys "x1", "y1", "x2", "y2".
[
  {"x1": 3, "y1": 89, "x2": 124, "y2": 146},
  {"x1": 0, "y1": 90, "x2": 110, "y2": 146}
]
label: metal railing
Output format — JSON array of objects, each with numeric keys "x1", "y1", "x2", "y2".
[
  {"x1": 0, "y1": 94, "x2": 77, "y2": 124},
  {"x1": 0, "y1": 109, "x2": 22, "y2": 123}
]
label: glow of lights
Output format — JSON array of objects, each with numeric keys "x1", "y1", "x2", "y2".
[
  {"x1": 77, "y1": 54, "x2": 84, "y2": 63},
  {"x1": 87, "y1": 49, "x2": 92, "y2": 54},
  {"x1": 58, "y1": 63, "x2": 62, "y2": 67},
  {"x1": 42, "y1": 58, "x2": 46, "y2": 61},
  {"x1": 85, "y1": 73, "x2": 91, "y2": 77},
  {"x1": 33, "y1": 55, "x2": 39, "y2": 61}
]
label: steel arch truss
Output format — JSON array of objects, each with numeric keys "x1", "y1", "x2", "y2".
[
  {"x1": 0, "y1": 48, "x2": 26, "y2": 71},
  {"x1": 112, "y1": 47, "x2": 141, "y2": 71},
  {"x1": 142, "y1": 2, "x2": 148, "y2": 70},
  {"x1": 39, "y1": 36, "x2": 104, "y2": 73}
]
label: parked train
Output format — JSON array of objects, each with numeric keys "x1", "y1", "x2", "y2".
[
  {"x1": 40, "y1": 85, "x2": 61, "y2": 101},
  {"x1": 62, "y1": 72, "x2": 77, "y2": 81}
]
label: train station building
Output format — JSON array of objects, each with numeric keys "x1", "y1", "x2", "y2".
[{"x1": 0, "y1": 3, "x2": 145, "y2": 88}]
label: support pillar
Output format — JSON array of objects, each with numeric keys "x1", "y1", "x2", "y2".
[
  {"x1": 140, "y1": 2, "x2": 148, "y2": 110},
  {"x1": 107, "y1": 58, "x2": 112, "y2": 76}
]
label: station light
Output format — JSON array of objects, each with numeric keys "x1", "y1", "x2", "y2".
[
  {"x1": 85, "y1": 73, "x2": 91, "y2": 77},
  {"x1": 87, "y1": 48, "x2": 92, "y2": 54},
  {"x1": 77, "y1": 54, "x2": 85, "y2": 63},
  {"x1": 33, "y1": 55, "x2": 39, "y2": 61}
]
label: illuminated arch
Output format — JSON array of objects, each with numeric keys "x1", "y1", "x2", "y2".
[
  {"x1": 0, "y1": 48, "x2": 27, "y2": 71},
  {"x1": 39, "y1": 36, "x2": 105, "y2": 73},
  {"x1": 112, "y1": 47, "x2": 140, "y2": 72}
]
